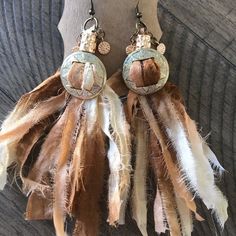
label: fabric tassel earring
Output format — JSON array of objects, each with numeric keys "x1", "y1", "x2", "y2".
[
  {"x1": 110, "y1": 3, "x2": 227, "y2": 236},
  {"x1": 0, "y1": 1, "x2": 131, "y2": 235}
]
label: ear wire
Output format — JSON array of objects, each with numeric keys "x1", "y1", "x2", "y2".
[{"x1": 89, "y1": 0, "x2": 95, "y2": 16}]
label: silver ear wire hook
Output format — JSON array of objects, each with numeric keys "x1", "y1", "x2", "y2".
[
  {"x1": 83, "y1": 0, "x2": 99, "y2": 31},
  {"x1": 135, "y1": 1, "x2": 147, "y2": 32},
  {"x1": 89, "y1": 0, "x2": 95, "y2": 16},
  {"x1": 128, "y1": 0, "x2": 159, "y2": 48}
]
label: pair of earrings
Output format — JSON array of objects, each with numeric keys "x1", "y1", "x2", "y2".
[
  {"x1": 0, "y1": 1, "x2": 228, "y2": 236},
  {"x1": 55, "y1": 1, "x2": 228, "y2": 236}
]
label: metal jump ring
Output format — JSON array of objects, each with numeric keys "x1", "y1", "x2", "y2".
[{"x1": 83, "y1": 16, "x2": 99, "y2": 31}]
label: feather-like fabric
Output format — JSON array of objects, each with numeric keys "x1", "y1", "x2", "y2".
[
  {"x1": 25, "y1": 110, "x2": 68, "y2": 196},
  {"x1": 153, "y1": 182, "x2": 167, "y2": 234},
  {"x1": 17, "y1": 122, "x2": 49, "y2": 190},
  {"x1": 173, "y1": 99, "x2": 225, "y2": 176},
  {"x1": 121, "y1": 55, "x2": 227, "y2": 235},
  {"x1": 72, "y1": 108, "x2": 105, "y2": 236},
  {"x1": 175, "y1": 194, "x2": 193, "y2": 236},
  {"x1": 0, "y1": 90, "x2": 66, "y2": 194},
  {"x1": 156, "y1": 94, "x2": 228, "y2": 227},
  {"x1": 140, "y1": 96, "x2": 197, "y2": 235},
  {"x1": 202, "y1": 141, "x2": 225, "y2": 175},
  {"x1": 53, "y1": 97, "x2": 83, "y2": 236},
  {"x1": 0, "y1": 72, "x2": 63, "y2": 189},
  {"x1": 0, "y1": 63, "x2": 228, "y2": 236},
  {"x1": 144, "y1": 95, "x2": 203, "y2": 222},
  {"x1": 131, "y1": 117, "x2": 148, "y2": 236},
  {"x1": 140, "y1": 97, "x2": 184, "y2": 235},
  {"x1": 2, "y1": 71, "x2": 62, "y2": 129},
  {"x1": 149, "y1": 130, "x2": 182, "y2": 236},
  {"x1": 67, "y1": 118, "x2": 86, "y2": 214},
  {"x1": 99, "y1": 85, "x2": 131, "y2": 225},
  {"x1": 126, "y1": 91, "x2": 151, "y2": 233},
  {"x1": 0, "y1": 91, "x2": 66, "y2": 143},
  {"x1": 0, "y1": 70, "x2": 131, "y2": 236}
]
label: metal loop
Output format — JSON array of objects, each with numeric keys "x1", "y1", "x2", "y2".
[
  {"x1": 135, "y1": 1, "x2": 147, "y2": 32},
  {"x1": 83, "y1": 16, "x2": 99, "y2": 31}
]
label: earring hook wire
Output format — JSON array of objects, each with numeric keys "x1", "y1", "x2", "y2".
[
  {"x1": 135, "y1": 0, "x2": 147, "y2": 31},
  {"x1": 89, "y1": 0, "x2": 95, "y2": 16},
  {"x1": 129, "y1": 0, "x2": 159, "y2": 47},
  {"x1": 83, "y1": 0, "x2": 99, "y2": 31}
]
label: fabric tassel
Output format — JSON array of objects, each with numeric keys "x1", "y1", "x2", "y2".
[
  {"x1": 175, "y1": 194, "x2": 193, "y2": 236},
  {"x1": 0, "y1": 72, "x2": 63, "y2": 190},
  {"x1": 173, "y1": 100, "x2": 225, "y2": 176},
  {"x1": 0, "y1": 56, "x2": 228, "y2": 236},
  {"x1": 0, "y1": 144, "x2": 8, "y2": 189},
  {"x1": 202, "y1": 141, "x2": 225, "y2": 176},
  {"x1": 25, "y1": 112, "x2": 68, "y2": 192},
  {"x1": 131, "y1": 117, "x2": 148, "y2": 236},
  {"x1": 110, "y1": 50, "x2": 227, "y2": 234},
  {"x1": 25, "y1": 95, "x2": 70, "y2": 221},
  {"x1": 72, "y1": 109, "x2": 105, "y2": 236},
  {"x1": 0, "y1": 70, "x2": 131, "y2": 236},
  {"x1": 53, "y1": 97, "x2": 83, "y2": 236},
  {"x1": 140, "y1": 95, "x2": 203, "y2": 222},
  {"x1": 67, "y1": 117, "x2": 87, "y2": 213},
  {"x1": 149, "y1": 130, "x2": 182, "y2": 236},
  {"x1": 139, "y1": 96, "x2": 200, "y2": 236},
  {"x1": 156, "y1": 95, "x2": 228, "y2": 227},
  {"x1": 153, "y1": 183, "x2": 167, "y2": 234},
  {"x1": 0, "y1": 91, "x2": 66, "y2": 143},
  {"x1": 17, "y1": 122, "x2": 50, "y2": 192},
  {"x1": 98, "y1": 85, "x2": 131, "y2": 225}
]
